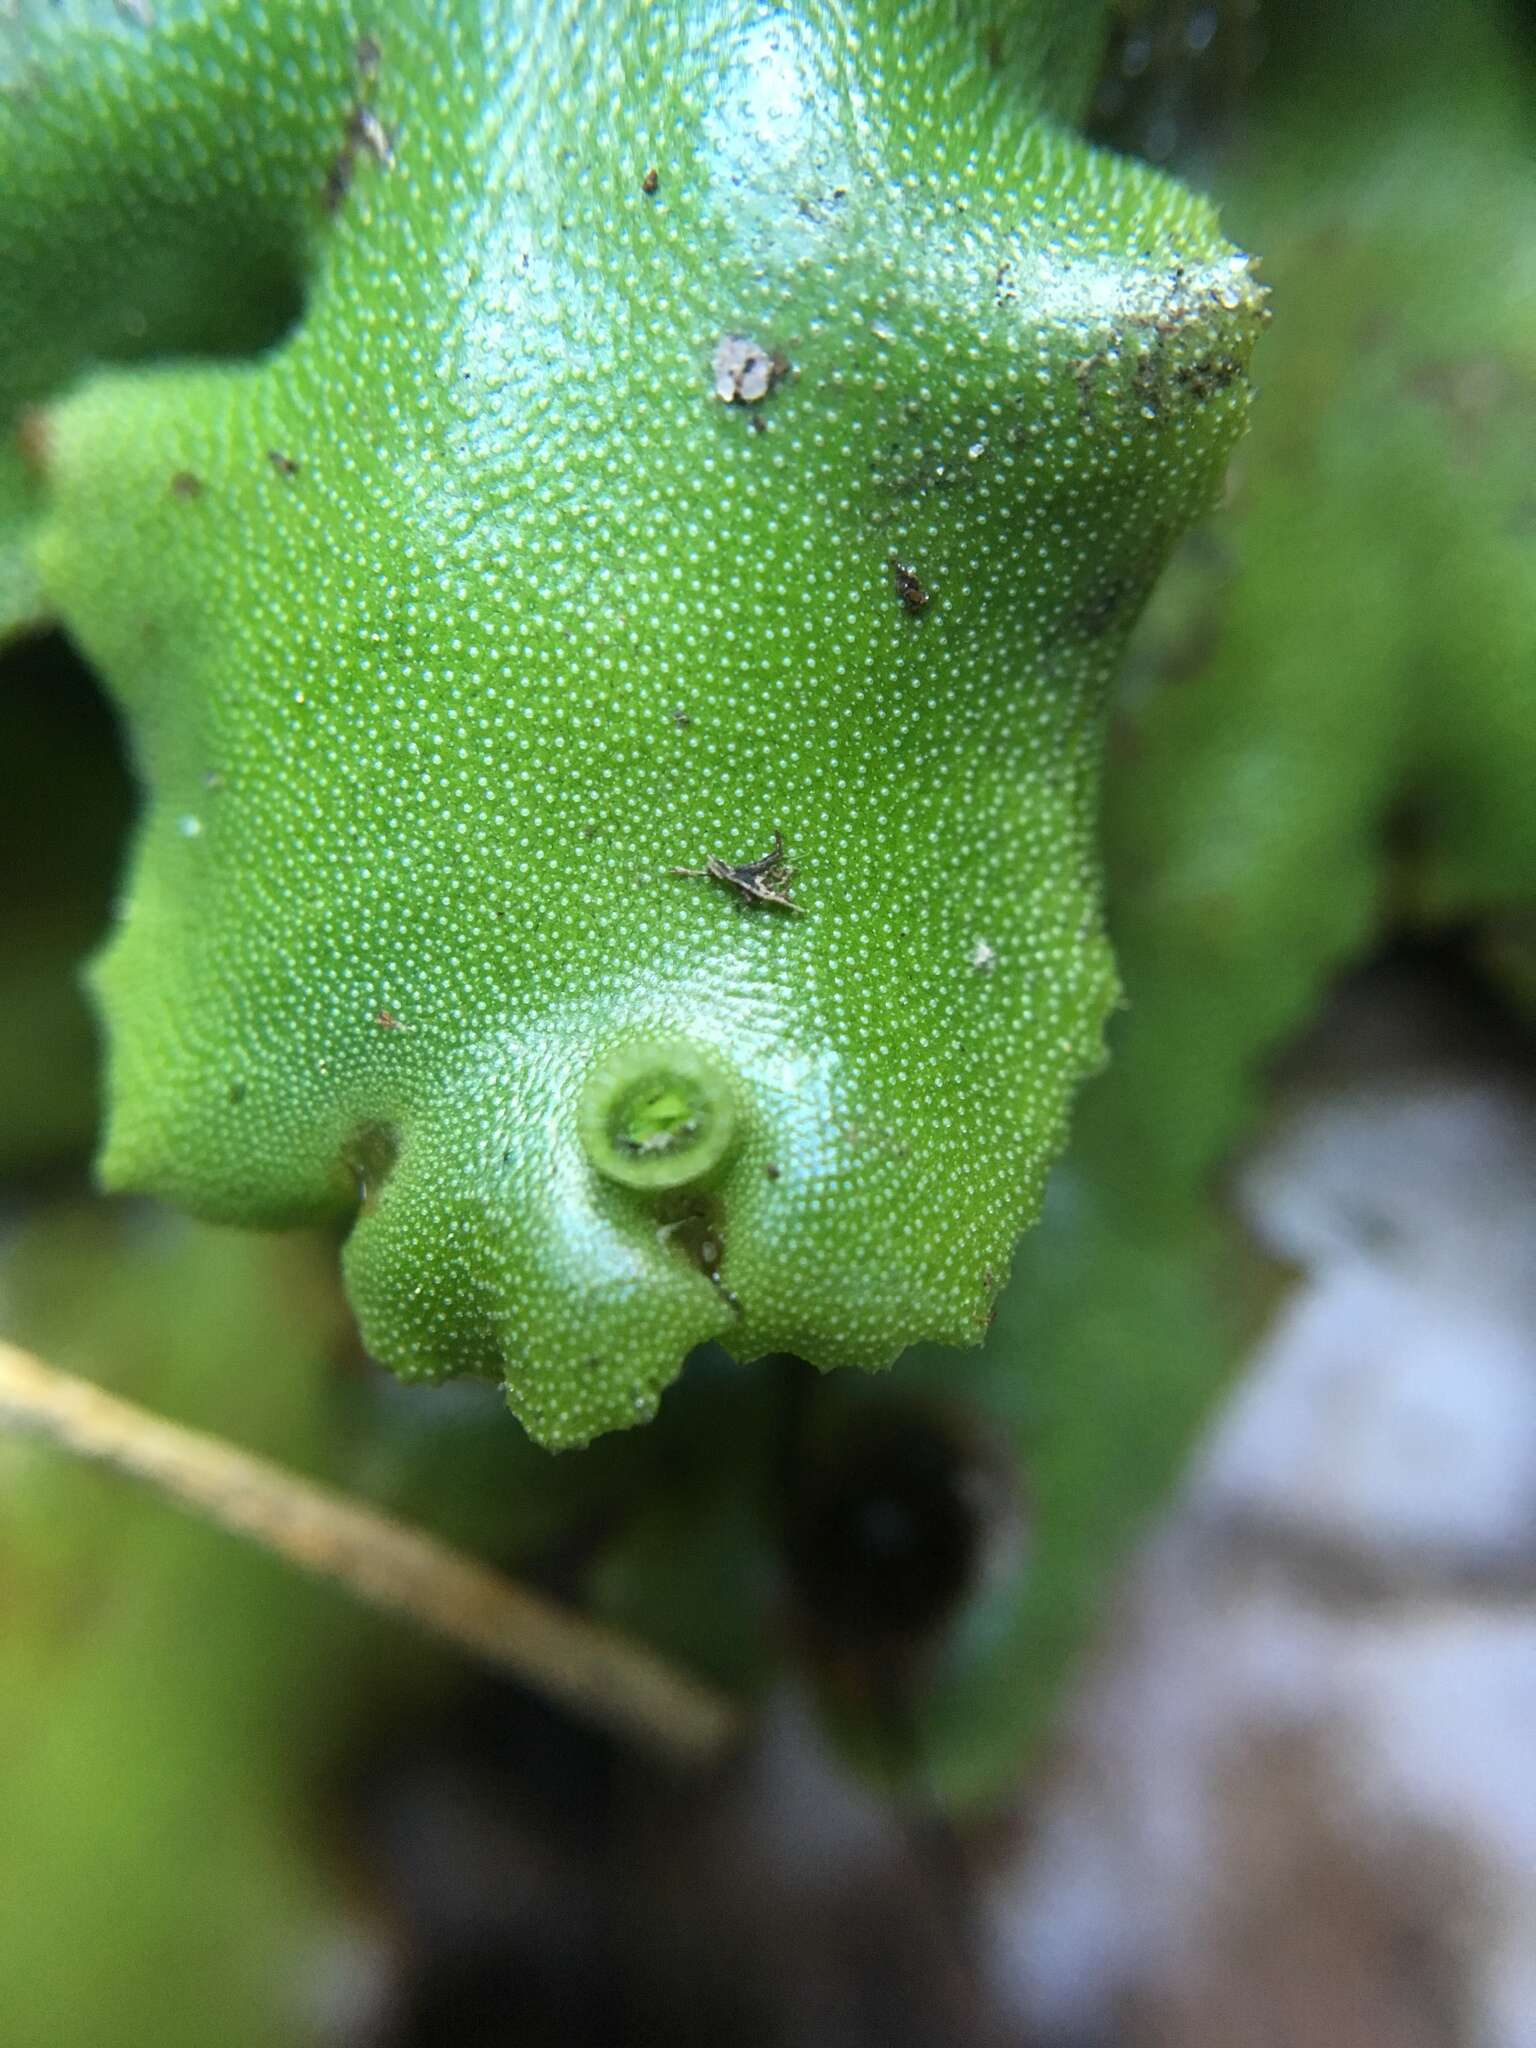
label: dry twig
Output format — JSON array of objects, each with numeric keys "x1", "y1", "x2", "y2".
[{"x1": 0, "y1": 1337, "x2": 740, "y2": 1766}]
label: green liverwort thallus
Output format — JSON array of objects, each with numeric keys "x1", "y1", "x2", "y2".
[{"x1": 1, "y1": 0, "x2": 1265, "y2": 1444}]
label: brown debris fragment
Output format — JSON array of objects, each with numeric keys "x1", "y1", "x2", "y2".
[
  {"x1": 890, "y1": 556, "x2": 930, "y2": 613},
  {"x1": 267, "y1": 449, "x2": 299, "y2": 477},
  {"x1": 641, "y1": 166, "x2": 659, "y2": 194},
  {"x1": 1175, "y1": 354, "x2": 1242, "y2": 402},
  {"x1": 323, "y1": 150, "x2": 354, "y2": 214},
  {"x1": 14, "y1": 405, "x2": 50, "y2": 478},
  {"x1": 170, "y1": 471, "x2": 203, "y2": 499}
]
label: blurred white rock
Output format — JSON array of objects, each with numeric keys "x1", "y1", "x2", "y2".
[{"x1": 985, "y1": 979, "x2": 1536, "y2": 2048}]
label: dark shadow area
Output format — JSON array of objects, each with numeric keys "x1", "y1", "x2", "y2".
[{"x1": 0, "y1": 628, "x2": 133, "y2": 1186}]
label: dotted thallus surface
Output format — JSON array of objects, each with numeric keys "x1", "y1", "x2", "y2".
[{"x1": 2, "y1": 0, "x2": 1265, "y2": 1445}]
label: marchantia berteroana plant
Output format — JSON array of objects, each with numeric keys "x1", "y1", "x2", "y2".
[{"x1": 0, "y1": 0, "x2": 1265, "y2": 1446}]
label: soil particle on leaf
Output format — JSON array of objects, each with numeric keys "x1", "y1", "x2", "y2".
[
  {"x1": 890, "y1": 557, "x2": 931, "y2": 613},
  {"x1": 267, "y1": 450, "x2": 299, "y2": 477},
  {"x1": 713, "y1": 334, "x2": 788, "y2": 404},
  {"x1": 1175, "y1": 354, "x2": 1242, "y2": 402},
  {"x1": 169, "y1": 470, "x2": 203, "y2": 499},
  {"x1": 641, "y1": 166, "x2": 659, "y2": 194}
]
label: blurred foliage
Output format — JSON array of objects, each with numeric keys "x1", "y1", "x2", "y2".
[
  {"x1": 883, "y1": 0, "x2": 1536, "y2": 1801},
  {"x1": 0, "y1": 1212, "x2": 375, "y2": 2048}
]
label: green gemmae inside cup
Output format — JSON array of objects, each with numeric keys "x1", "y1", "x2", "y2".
[{"x1": 578, "y1": 1039, "x2": 741, "y2": 1192}]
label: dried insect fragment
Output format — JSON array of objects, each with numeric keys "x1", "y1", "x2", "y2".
[
  {"x1": 349, "y1": 105, "x2": 393, "y2": 168},
  {"x1": 323, "y1": 73, "x2": 394, "y2": 212},
  {"x1": 668, "y1": 830, "x2": 804, "y2": 913}
]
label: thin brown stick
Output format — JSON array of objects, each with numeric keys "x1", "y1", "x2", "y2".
[{"x1": 0, "y1": 1338, "x2": 740, "y2": 1765}]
